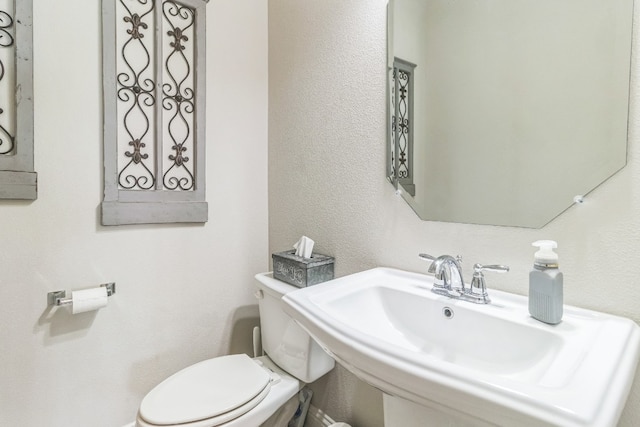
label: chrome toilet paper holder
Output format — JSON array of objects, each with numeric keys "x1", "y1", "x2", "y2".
[{"x1": 47, "y1": 282, "x2": 116, "y2": 307}]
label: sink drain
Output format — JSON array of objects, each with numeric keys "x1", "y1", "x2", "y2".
[{"x1": 442, "y1": 307, "x2": 454, "y2": 319}]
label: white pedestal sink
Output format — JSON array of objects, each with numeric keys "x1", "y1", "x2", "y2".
[{"x1": 281, "y1": 267, "x2": 640, "y2": 426}]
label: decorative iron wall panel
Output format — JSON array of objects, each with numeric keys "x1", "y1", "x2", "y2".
[
  {"x1": 116, "y1": 0, "x2": 157, "y2": 190},
  {"x1": 389, "y1": 67, "x2": 396, "y2": 180},
  {"x1": 0, "y1": 0, "x2": 15, "y2": 156},
  {"x1": 103, "y1": 0, "x2": 207, "y2": 225},
  {"x1": 391, "y1": 62, "x2": 411, "y2": 180},
  {"x1": 115, "y1": 0, "x2": 197, "y2": 192},
  {"x1": 161, "y1": 2, "x2": 196, "y2": 191},
  {"x1": 0, "y1": 0, "x2": 36, "y2": 200},
  {"x1": 395, "y1": 67, "x2": 410, "y2": 179},
  {"x1": 390, "y1": 57, "x2": 415, "y2": 196}
]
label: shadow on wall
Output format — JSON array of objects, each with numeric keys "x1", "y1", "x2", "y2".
[
  {"x1": 228, "y1": 304, "x2": 260, "y2": 356},
  {"x1": 37, "y1": 305, "x2": 99, "y2": 340},
  {"x1": 308, "y1": 363, "x2": 385, "y2": 427}
]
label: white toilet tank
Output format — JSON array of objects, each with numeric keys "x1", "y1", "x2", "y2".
[{"x1": 255, "y1": 273, "x2": 335, "y2": 383}]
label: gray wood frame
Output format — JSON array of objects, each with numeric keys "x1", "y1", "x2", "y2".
[
  {"x1": 101, "y1": 0, "x2": 209, "y2": 225},
  {"x1": 0, "y1": 0, "x2": 36, "y2": 200}
]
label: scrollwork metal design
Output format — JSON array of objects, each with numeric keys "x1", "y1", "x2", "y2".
[
  {"x1": 161, "y1": 1, "x2": 195, "y2": 191},
  {"x1": 117, "y1": 0, "x2": 156, "y2": 189},
  {"x1": 390, "y1": 69, "x2": 397, "y2": 178},
  {"x1": 114, "y1": 0, "x2": 198, "y2": 192},
  {"x1": 0, "y1": 8, "x2": 15, "y2": 156},
  {"x1": 396, "y1": 69, "x2": 410, "y2": 179},
  {"x1": 391, "y1": 67, "x2": 410, "y2": 179}
]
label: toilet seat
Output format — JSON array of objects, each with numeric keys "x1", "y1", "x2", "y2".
[{"x1": 137, "y1": 354, "x2": 272, "y2": 427}]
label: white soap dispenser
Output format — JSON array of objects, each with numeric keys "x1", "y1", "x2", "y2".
[{"x1": 529, "y1": 240, "x2": 563, "y2": 324}]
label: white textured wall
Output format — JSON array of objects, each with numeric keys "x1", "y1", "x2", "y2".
[
  {"x1": 0, "y1": 1, "x2": 268, "y2": 426},
  {"x1": 269, "y1": 0, "x2": 640, "y2": 425}
]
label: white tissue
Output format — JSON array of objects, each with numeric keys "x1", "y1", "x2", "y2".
[
  {"x1": 293, "y1": 236, "x2": 314, "y2": 259},
  {"x1": 71, "y1": 287, "x2": 108, "y2": 314}
]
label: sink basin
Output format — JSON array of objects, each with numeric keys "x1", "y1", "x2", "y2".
[{"x1": 282, "y1": 267, "x2": 640, "y2": 426}]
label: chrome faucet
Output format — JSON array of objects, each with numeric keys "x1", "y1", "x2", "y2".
[
  {"x1": 420, "y1": 254, "x2": 465, "y2": 293},
  {"x1": 419, "y1": 253, "x2": 509, "y2": 304}
]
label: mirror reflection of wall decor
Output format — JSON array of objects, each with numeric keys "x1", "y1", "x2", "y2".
[
  {"x1": 102, "y1": 0, "x2": 209, "y2": 225},
  {"x1": 390, "y1": 58, "x2": 416, "y2": 197},
  {"x1": 0, "y1": 0, "x2": 36, "y2": 200},
  {"x1": 387, "y1": 0, "x2": 633, "y2": 228}
]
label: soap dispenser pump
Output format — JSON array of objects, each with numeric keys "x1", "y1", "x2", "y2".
[{"x1": 529, "y1": 240, "x2": 563, "y2": 324}]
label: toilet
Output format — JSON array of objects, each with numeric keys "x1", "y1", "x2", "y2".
[{"x1": 135, "y1": 272, "x2": 335, "y2": 427}]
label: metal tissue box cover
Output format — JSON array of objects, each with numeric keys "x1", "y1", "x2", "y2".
[{"x1": 272, "y1": 250, "x2": 335, "y2": 288}]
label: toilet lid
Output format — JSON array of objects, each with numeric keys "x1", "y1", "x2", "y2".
[{"x1": 139, "y1": 354, "x2": 271, "y2": 425}]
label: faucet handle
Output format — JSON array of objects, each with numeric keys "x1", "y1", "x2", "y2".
[
  {"x1": 469, "y1": 263, "x2": 509, "y2": 304},
  {"x1": 418, "y1": 253, "x2": 463, "y2": 265},
  {"x1": 474, "y1": 264, "x2": 509, "y2": 274},
  {"x1": 418, "y1": 253, "x2": 436, "y2": 262},
  {"x1": 418, "y1": 254, "x2": 439, "y2": 276}
]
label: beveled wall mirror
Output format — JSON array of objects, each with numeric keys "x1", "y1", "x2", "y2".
[{"x1": 387, "y1": 0, "x2": 633, "y2": 228}]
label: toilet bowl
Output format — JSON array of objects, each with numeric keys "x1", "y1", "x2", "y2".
[{"x1": 135, "y1": 273, "x2": 335, "y2": 427}]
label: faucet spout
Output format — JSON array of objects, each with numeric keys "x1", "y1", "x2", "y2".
[{"x1": 428, "y1": 255, "x2": 465, "y2": 293}]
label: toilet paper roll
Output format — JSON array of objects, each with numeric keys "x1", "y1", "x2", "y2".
[{"x1": 71, "y1": 287, "x2": 108, "y2": 314}]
